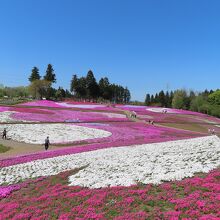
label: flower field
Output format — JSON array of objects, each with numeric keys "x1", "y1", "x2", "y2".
[{"x1": 0, "y1": 100, "x2": 220, "y2": 219}]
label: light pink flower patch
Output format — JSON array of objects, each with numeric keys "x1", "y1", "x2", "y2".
[
  {"x1": 20, "y1": 100, "x2": 63, "y2": 108},
  {"x1": 11, "y1": 109, "x2": 128, "y2": 122},
  {"x1": 0, "y1": 106, "x2": 9, "y2": 112}
]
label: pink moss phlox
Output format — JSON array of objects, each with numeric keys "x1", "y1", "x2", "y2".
[
  {"x1": 0, "y1": 169, "x2": 219, "y2": 219},
  {"x1": 0, "y1": 106, "x2": 9, "y2": 112},
  {"x1": 20, "y1": 100, "x2": 63, "y2": 108},
  {"x1": 0, "y1": 185, "x2": 22, "y2": 199},
  {"x1": 0, "y1": 122, "x2": 202, "y2": 168}
]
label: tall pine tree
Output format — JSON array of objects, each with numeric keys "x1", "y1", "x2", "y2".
[
  {"x1": 145, "y1": 93, "x2": 151, "y2": 106},
  {"x1": 124, "y1": 87, "x2": 131, "y2": 103},
  {"x1": 70, "y1": 74, "x2": 79, "y2": 94},
  {"x1": 158, "y1": 90, "x2": 166, "y2": 106},
  {"x1": 29, "y1": 67, "x2": 40, "y2": 82},
  {"x1": 44, "y1": 64, "x2": 56, "y2": 83},
  {"x1": 86, "y1": 70, "x2": 99, "y2": 99}
]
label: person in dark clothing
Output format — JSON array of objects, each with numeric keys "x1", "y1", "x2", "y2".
[
  {"x1": 2, "y1": 128, "x2": 7, "y2": 140},
  {"x1": 45, "y1": 136, "x2": 50, "y2": 150}
]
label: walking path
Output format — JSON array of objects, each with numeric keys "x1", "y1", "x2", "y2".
[{"x1": 0, "y1": 139, "x2": 59, "y2": 159}]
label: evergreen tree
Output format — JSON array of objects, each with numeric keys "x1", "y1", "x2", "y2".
[
  {"x1": 124, "y1": 87, "x2": 131, "y2": 103},
  {"x1": 86, "y1": 70, "x2": 99, "y2": 99},
  {"x1": 70, "y1": 74, "x2": 79, "y2": 94},
  {"x1": 154, "y1": 93, "x2": 159, "y2": 103},
  {"x1": 69, "y1": 70, "x2": 131, "y2": 103},
  {"x1": 165, "y1": 91, "x2": 170, "y2": 107},
  {"x1": 46, "y1": 87, "x2": 57, "y2": 99},
  {"x1": 145, "y1": 93, "x2": 151, "y2": 106},
  {"x1": 55, "y1": 87, "x2": 66, "y2": 100},
  {"x1": 44, "y1": 64, "x2": 56, "y2": 83},
  {"x1": 29, "y1": 67, "x2": 41, "y2": 82},
  {"x1": 169, "y1": 91, "x2": 174, "y2": 107},
  {"x1": 186, "y1": 90, "x2": 196, "y2": 109},
  {"x1": 77, "y1": 77, "x2": 87, "y2": 98},
  {"x1": 99, "y1": 77, "x2": 111, "y2": 100},
  {"x1": 150, "y1": 95, "x2": 154, "y2": 103},
  {"x1": 65, "y1": 89, "x2": 72, "y2": 98},
  {"x1": 158, "y1": 90, "x2": 166, "y2": 106}
]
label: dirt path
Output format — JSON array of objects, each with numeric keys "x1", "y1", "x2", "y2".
[{"x1": 0, "y1": 139, "x2": 60, "y2": 159}]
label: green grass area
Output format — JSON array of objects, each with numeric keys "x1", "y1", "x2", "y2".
[
  {"x1": 0, "y1": 144, "x2": 10, "y2": 153},
  {"x1": 161, "y1": 123, "x2": 208, "y2": 133},
  {"x1": 0, "y1": 98, "x2": 30, "y2": 105}
]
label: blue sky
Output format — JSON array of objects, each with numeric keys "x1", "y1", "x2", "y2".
[{"x1": 0, "y1": 0, "x2": 220, "y2": 101}]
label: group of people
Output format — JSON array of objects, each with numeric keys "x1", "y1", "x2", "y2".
[{"x1": 2, "y1": 128, "x2": 51, "y2": 151}]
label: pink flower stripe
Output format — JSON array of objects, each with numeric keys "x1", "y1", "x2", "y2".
[
  {"x1": 0, "y1": 122, "x2": 204, "y2": 168},
  {"x1": 0, "y1": 185, "x2": 22, "y2": 199},
  {"x1": 0, "y1": 168, "x2": 219, "y2": 219},
  {"x1": 0, "y1": 106, "x2": 9, "y2": 112},
  {"x1": 0, "y1": 177, "x2": 45, "y2": 199},
  {"x1": 62, "y1": 101, "x2": 118, "y2": 111},
  {"x1": 20, "y1": 100, "x2": 63, "y2": 108},
  {"x1": 10, "y1": 108, "x2": 128, "y2": 122},
  {"x1": 20, "y1": 100, "x2": 119, "y2": 111}
]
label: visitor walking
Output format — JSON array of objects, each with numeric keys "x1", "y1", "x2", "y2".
[
  {"x1": 211, "y1": 128, "x2": 215, "y2": 135},
  {"x1": 45, "y1": 136, "x2": 50, "y2": 150},
  {"x1": 132, "y1": 111, "x2": 137, "y2": 118},
  {"x1": 2, "y1": 128, "x2": 7, "y2": 140}
]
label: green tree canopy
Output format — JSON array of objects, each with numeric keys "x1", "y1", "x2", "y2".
[
  {"x1": 172, "y1": 89, "x2": 188, "y2": 109},
  {"x1": 145, "y1": 93, "x2": 151, "y2": 106},
  {"x1": 70, "y1": 74, "x2": 78, "y2": 94},
  {"x1": 99, "y1": 77, "x2": 111, "y2": 100},
  {"x1": 208, "y1": 90, "x2": 220, "y2": 105},
  {"x1": 29, "y1": 80, "x2": 51, "y2": 99},
  {"x1": 158, "y1": 90, "x2": 166, "y2": 106},
  {"x1": 86, "y1": 70, "x2": 99, "y2": 99},
  {"x1": 29, "y1": 67, "x2": 41, "y2": 82},
  {"x1": 44, "y1": 64, "x2": 56, "y2": 83}
]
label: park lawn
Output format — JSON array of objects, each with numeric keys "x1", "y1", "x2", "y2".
[{"x1": 0, "y1": 144, "x2": 10, "y2": 153}]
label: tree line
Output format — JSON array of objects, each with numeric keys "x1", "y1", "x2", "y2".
[
  {"x1": 70, "y1": 70, "x2": 131, "y2": 103},
  {"x1": 28, "y1": 64, "x2": 71, "y2": 100},
  {"x1": 27, "y1": 65, "x2": 130, "y2": 103},
  {"x1": 145, "y1": 90, "x2": 174, "y2": 108},
  {"x1": 145, "y1": 89, "x2": 220, "y2": 118}
]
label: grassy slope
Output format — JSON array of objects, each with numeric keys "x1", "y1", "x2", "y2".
[{"x1": 0, "y1": 144, "x2": 10, "y2": 153}]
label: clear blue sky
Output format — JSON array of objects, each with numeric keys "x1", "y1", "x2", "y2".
[{"x1": 0, "y1": 0, "x2": 220, "y2": 101}]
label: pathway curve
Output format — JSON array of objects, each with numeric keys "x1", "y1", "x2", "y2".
[{"x1": 0, "y1": 139, "x2": 60, "y2": 159}]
